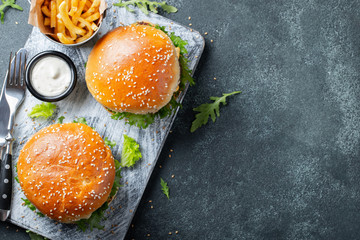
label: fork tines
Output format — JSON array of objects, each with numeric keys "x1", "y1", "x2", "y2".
[{"x1": 7, "y1": 51, "x2": 27, "y2": 89}]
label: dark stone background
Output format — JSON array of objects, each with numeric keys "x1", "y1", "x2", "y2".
[{"x1": 2, "y1": 0, "x2": 360, "y2": 239}]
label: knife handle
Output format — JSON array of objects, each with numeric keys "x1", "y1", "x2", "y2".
[{"x1": 0, "y1": 153, "x2": 12, "y2": 210}]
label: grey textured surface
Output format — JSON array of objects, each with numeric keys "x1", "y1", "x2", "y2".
[{"x1": 2, "y1": 0, "x2": 360, "y2": 239}]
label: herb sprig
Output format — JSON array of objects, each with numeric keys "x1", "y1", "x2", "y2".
[
  {"x1": 26, "y1": 230, "x2": 47, "y2": 240},
  {"x1": 191, "y1": 91, "x2": 241, "y2": 132},
  {"x1": 57, "y1": 116, "x2": 65, "y2": 123},
  {"x1": 160, "y1": 178, "x2": 169, "y2": 199},
  {"x1": 114, "y1": 0, "x2": 177, "y2": 15},
  {"x1": 0, "y1": 0, "x2": 22, "y2": 24}
]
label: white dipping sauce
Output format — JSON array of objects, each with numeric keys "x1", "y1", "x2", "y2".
[{"x1": 30, "y1": 56, "x2": 71, "y2": 97}]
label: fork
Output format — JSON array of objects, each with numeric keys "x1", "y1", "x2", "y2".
[{"x1": 0, "y1": 49, "x2": 27, "y2": 221}]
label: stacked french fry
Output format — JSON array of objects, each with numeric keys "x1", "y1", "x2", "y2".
[{"x1": 41, "y1": 0, "x2": 100, "y2": 44}]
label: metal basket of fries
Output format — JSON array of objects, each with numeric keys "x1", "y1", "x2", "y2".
[{"x1": 28, "y1": 0, "x2": 106, "y2": 46}]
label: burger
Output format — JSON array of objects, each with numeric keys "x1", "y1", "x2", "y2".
[
  {"x1": 85, "y1": 22, "x2": 194, "y2": 128},
  {"x1": 17, "y1": 123, "x2": 118, "y2": 225}
]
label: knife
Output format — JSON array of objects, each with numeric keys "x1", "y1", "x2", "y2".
[{"x1": 0, "y1": 52, "x2": 20, "y2": 221}]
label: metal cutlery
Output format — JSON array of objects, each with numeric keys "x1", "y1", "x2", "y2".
[{"x1": 0, "y1": 49, "x2": 27, "y2": 221}]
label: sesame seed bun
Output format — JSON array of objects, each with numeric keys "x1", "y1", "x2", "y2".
[
  {"x1": 85, "y1": 23, "x2": 181, "y2": 114},
  {"x1": 17, "y1": 123, "x2": 115, "y2": 223}
]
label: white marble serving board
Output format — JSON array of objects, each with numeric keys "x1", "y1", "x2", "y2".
[{"x1": 4, "y1": 5, "x2": 204, "y2": 240}]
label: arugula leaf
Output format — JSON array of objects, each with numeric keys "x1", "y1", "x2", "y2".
[
  {"x1": 114, "y1": 0, "x2": 177, "y2": 15},
  {"x1": 26, "y1": 230, "x2": 47, "y2": 240},
  {"x1": 191, "y1": 91, "x2": 241, "y2": 132},
  {"x1": 160, "y1": 178, "x2": 169, "y2": 199},
  {"x1": 21, "y1": 198, "x2": 45, "y2": 217},
  {"x1": 57, "y1": 116, "x2": 65, "y2": 124},
  {"x1": 0, "y1": 0, "x2": 22, "y2": 24},
  {"x1": 179, "y1": 55, "x2": 195, "y2": 87},
  {"x1": 28, "y1": 102, "x2": 57, "y2": 119},
  {"x1": 121, "y1": 135, "x2": 142, "y2": 167},
  {"x1": 73, "y1": 117, "x2": 88, "y2": 125},
  {"x1": 104, "y1": 137, "x2": 116, "y2": 148}
]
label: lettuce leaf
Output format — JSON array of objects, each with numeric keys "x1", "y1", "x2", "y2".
[
  {"x1": 73, "y1": 117, "x2": 88, "y2": 125},
  {"x1": 28, "y1": 102, "x2": 57, "y2": 119},
  {"x1": 121, "y1": 135, "x2": 142, "y2": 167},
  {"x1": 21, "y1": 198, "x2": 44, "y2": 217},
  {"x1": 104, "y1": 137, "x2": 116, "y2": 148}
]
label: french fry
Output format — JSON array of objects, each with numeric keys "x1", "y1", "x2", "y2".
[
  {"x1": 44, "y1": 17, "x2": 51, "y2": 26},
  {"x1": 85, "y1": 12, "x2": 99, "y2": 22},
  {"x1": 59, "y1": 1, "x2": 86, "y2": 36},
  {"x1": 55, "y1": 0, "x2": 65, "y2": 33},
  {"x1": 50, "y1": 0, "x2": 56, "y2": 28},
  {"x1": 72, "y1": 0, "x2": 86, "y2": 25},
  {"x1": 57, "y1": 33, "x2": 75, "y2": 44},
  {"x1": 77, "y1": 12, "x2": 99, "y2": 28},
  {"x1": 75, "y1": 17, "x2": 93, "y2": 43},
  {"x1": 84, "y1": 1, "x2": 91, "y2": 9},
  {"x1": 77, "y1": 16, "x2": 92, "y2": 30},
  {"x1": 65, "y1": 0, "x2": 70, "y2": 12},
  {"x1": 81, "y1": 0, "x2": 100, "y2": 18},
  {"x1": 57, "y1": 19, "x2": 66, "y2": 34},
  {"x1": 69, "y1": 0, "x2": 79, "y2": 16},
  {"x1": 67, "y1": 28, "x2": 77, "y2": 40},
  {"x1": 41, "y1": 5, "x2": 51, "y2": 17},
  {"x1": 91, "y1": 22, "x2": 98, "y2": 31}
]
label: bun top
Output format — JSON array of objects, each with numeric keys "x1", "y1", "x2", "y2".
[
  {"x1": 17, "y1": 123, "x2": 115, "y2": 223},
  {"x1": 85, "y1": 23, "x2": 181, "y2": 114}
]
